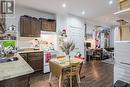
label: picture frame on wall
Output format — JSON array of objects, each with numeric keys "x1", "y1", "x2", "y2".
[{"x1": 0, "y1": 14, "x2": 6, "y2": 34}]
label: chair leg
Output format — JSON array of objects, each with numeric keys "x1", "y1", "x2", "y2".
[
  {"x1": 78, "y1": 74, "x2": 80, "y2": 83},
  {"x1": 76, "y1": 74, "x2": 80, "y2": 87},
  {"x1": 49, "y1": 72, "x2": 52, "y2": 83},
  {"x1": 59, "y1": 74, "x2": 62, "y2": 87},
  {"x1": 61, "y1": 75, "x2": 64, "y2": 87},
  {"x1": 69, "y1": 74, "x2": 72, "y2": 87}
]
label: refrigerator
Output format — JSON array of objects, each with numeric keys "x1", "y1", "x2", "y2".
[{"x1": 114, "y1": 41, "x2": 130, "y2": 84}]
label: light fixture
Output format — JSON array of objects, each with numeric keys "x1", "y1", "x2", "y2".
[
  {"x1": 62, "y1": 3, "x2": 66, "y2": 8},
  {"x1": 109, "y1": 0, "x2": 113, "y2": 5},
  {"x1": 82, "y1": 11, "x2": 85, "y2": 15}
]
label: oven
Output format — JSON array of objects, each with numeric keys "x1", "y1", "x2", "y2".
[{"x1": 43, "y1": 51, "x2": 57, "y2": 73}]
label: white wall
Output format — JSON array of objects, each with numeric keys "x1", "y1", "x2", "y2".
[
  {"x1": 114, "y1": 27, "x2": 120, "y2": 42},
  {"x1": 5, "y1": 5, "x2": 116, "y2": 57},
  {"x1": 6, "y1": 5, "x2": 56, "y2": 49},
  {"x1": 6, "y1": 6, "x2": 88, "y2": 57},
  {"x1": 110, "y1": 27, "x2": 115, "y2": 47},
  {"x1": 56, "y1": 14, "x2": 85, "y2": 57},
  {"x1": 85, "y1": 21, "x2": 96, "y2": 49}
]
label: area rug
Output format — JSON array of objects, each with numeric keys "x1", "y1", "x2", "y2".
[{"x1": 102, "y1": 58, "x2": 115, "y2": 65}]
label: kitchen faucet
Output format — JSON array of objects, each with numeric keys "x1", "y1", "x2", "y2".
[
  {"x1": 0, "y1": 44, "x2": 6, "y2": 57},
  {"x1": 0, "y1": 44, "x2": 16, "y2": 57}
]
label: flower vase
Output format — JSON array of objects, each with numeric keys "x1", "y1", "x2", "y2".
[{"x1": 66, "y1": 54, "x2": 71, "y2": 62}]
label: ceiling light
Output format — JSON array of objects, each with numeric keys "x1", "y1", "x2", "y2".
[
  {"x1": 62, "y1": 3, "x2": 66, "y2": 8},
  {"x1": 109, "y1": 0, "x2": 113, "y2": 5},
  {"x1": 82, "y1": 11, "x2": 85, "y2": 15}
]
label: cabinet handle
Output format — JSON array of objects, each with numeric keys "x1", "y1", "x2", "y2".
[{"x1": 120, "y1": 62, "x2": 130, "y2": 65}]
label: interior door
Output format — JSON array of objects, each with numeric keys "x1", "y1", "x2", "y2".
[{"x1": 67, "y1": 26, "x2": 85, "y2": 57}]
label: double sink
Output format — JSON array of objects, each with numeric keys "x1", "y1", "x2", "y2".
[{"x1": 0, "y1": 57, "x2": 18, "y2": 63}]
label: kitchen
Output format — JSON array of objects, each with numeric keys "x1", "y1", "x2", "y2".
[
  {"x1": 0, "y1": 3, "x2": 85, "y2": 87},
  {"x1": 0, "y1": 4, "x2": 58, "y2": 87},
  {"x1": 0, "y1": 0, "x2": 130, "y2": 87}
]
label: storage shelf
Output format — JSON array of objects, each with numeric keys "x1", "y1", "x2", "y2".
[{"x1": 114, "y1": 8, "x2": 130, "y2": 23}]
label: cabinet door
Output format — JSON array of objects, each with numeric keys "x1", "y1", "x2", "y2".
[
  {"x1": 50, "y1": 20, "x2": 56, "y2": 32},
  {"x1": 35, "y1": 19, "x2": 41, "y2": 37},
  {"x1": 28, "y1": 52, "x2": 43, "y2": 72},
  {"x1": 41, "y1": 19, "x2": 48, "y2": 31},
  {"x1": 31, "y1": 18, "x2": 37, "y2": 37},
  {"x1": 41, "y1": 19, "x2": 56, "y2": 32},
  {"x1": 46, "y1": 20, "x2": 56, "y2": 32},
  {"x1": 31, "y1": 18, "x2": 40, "y2": 37},
  {"x1": 0, "y1": 75, "x2": 29, "y2": 87},
  {"x1": 20, "y1": 16, "x2": 31, "y2": 37}
]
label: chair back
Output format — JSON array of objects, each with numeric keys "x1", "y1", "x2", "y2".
[{"x1": 62, "y1": 62, "x2": 80, "y2": 75}]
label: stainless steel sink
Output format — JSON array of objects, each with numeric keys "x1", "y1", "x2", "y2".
[{"x1": 0, "y1": 57, "x2": 18, "y2": 63}]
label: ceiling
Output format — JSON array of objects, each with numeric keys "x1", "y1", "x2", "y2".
[{"x1": 16, "y1": 0, "x2": 119, "y2": 27}]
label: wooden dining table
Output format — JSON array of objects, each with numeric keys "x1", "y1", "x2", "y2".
[{"x1": 49, "y1": 57, "x2": 84, "y2": 87}]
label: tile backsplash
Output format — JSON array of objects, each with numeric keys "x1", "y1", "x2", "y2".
[{"x1": 17, "y1": 34, "x2": 57, "y2": 50}]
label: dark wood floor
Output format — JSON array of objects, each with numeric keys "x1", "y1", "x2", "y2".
[{"x1": 30, "y1": 60, "x2": 114, "y2": 87}]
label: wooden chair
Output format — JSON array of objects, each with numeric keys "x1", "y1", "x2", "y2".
[
  {"x1": 93, "y1": 49, "x2": 103, "y2": 60},
  {"x1": 62, "y1": 62, "x2": 81, "y2": 87},
  {"x1": 74, "y1": 56, "x2": 85, "y2": 79}
]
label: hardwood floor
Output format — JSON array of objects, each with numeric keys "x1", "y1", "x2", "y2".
[{"x1": 30, "y1": 60, "x2": 114, "y2": 87}]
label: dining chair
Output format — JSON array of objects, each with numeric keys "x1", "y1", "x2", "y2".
[
  {"x1": 62, "y1": 62, "x2": 81, "y2": 87},
  {"x1": 74, "y1": 56, "x2": 85, "y2": 79},
  {"x1": 48, "y1": 61, "x2": 63, "y2": 87}
]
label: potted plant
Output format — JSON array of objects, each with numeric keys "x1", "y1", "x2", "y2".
[
  {"x1": 60, "y1": 41, "x2": 75, "y2": 87},
  {"x1": 60, "y1": 41, "x2": 75, "y2": 60}
]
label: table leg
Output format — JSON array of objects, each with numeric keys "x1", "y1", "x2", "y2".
[{"x1": 59, "y1": 74, "x2": 62, "y2": 87}]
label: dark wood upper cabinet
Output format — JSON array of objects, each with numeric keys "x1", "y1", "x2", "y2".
[
  {"x1": 31, "y1": 17, "x2": 40, "y2": 37},
  {"x1": 20, "y1": 15, "x2": 56, "y2": 37},
  {"x1": 40, "y1": 18, "x2": 56, "y2": 32},
  {"x1": 20, "y1": 16, "x2": 31, "y2": 37},
  {"x1": 20, "y1": 16, "x2": 41, "y2": 37}
]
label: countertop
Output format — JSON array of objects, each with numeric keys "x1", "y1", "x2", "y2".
[
  {"x1": 0, "y1": 53, "x2": 34, "y2": 81},
  {"x1": 17, "y1": 48, "x2": 43, "y2": 54},
  {"x1": 17, "y1": 48, "x2": 58, "y2": 54}
]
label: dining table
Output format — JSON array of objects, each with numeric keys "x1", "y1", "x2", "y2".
[{"x1": 49, "y1": 57, "x2": 84, "y2": 87}]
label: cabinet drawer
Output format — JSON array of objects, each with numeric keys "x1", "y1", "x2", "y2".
[{"x1": 28, "y1": 52, "x2": 42, "y2": 59}]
